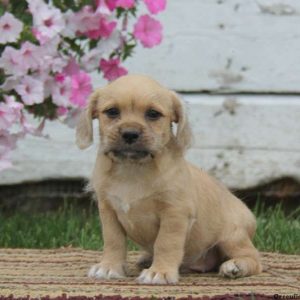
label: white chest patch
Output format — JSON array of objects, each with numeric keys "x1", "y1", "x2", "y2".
[
  {"x1": 105, "y1": 166, "x2": 157, "y2": 214},
  {"x1": 108, "y1": 194, "x2": 131, "y2": 213},
  {"x1": 106, "y1": 180, "x2": 149, "y2": 214}
]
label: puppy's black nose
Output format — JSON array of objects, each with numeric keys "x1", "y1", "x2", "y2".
[{"x1": 122, "y1": 130, "x2": 140, "y2": 144}]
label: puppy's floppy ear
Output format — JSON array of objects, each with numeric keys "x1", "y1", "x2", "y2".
[
  {"x1": 170, "y1": 91, "x2": 192, "y2": 151},
  {"x1": 76, "y1": 89, "x2": 100, "y2": 149}
]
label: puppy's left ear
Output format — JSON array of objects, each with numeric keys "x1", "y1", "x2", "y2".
[
  {"x1": 76, "y1": 89, "x2": 100, "y2": 149},
  {"x1": 170, "y1": 91, "x2": 192, "y2": 151}
]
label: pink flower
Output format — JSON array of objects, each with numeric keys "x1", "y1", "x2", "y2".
[
  {"x1": 1, "y1": 76, "x2": 19, "y2": 92},
  {"x1": 81, "y1": 48, "x2": 104, "y2": 72},
  {"x1": 15, "y1": 76, "x2": 44, "y2": 105},
  {"x1": 95, "y1": 0, "x2": 112, "y2": 14},
  {"x1": 98, "y1": 30, "x2": 122, "y2": 53},
  {"x1": 62, "y1": 108, "x2": 82, "y2": 128},
  {"x1": 96, "y1": 0, "x2": 135, "y2": 13},
  {"x1": 86, "y1": 17, "x2": 117, "y2": 39},
  {"x1": 51, "y1": 76, "x2": 72, "y2": 107},
  {"x1": 0, "y1": 130, "x2": 18, "y2": 171},
  {"x1": 36, "y1": 37, "x2": 68, "y2": 74},
  {"x1": 27, "y1": 0, "x2": 45, "y2": 14},
  {"x1": 143, "y1": 0, "x2": 166, "y2": 14},
  {"x1": 0, "y1": 46, "x2": 25, "y2": 76},
  {"x1": 0, "y1": 151, "x2": 13, "y2": 172},
  {"x1": 42, "y1": 76, "x2": 55, "y2": 98},
  {"x1": 55, "y1": 73, "x2": 66, "y2": 83},
  {"x1": 0, "y1": 12, "x2": 23, "y2": 44},
  {"x1": 48, "y1": 56, "x2": 68, "y2": 73},
  {"x1": 133, "y1": 15, "x2": 162, "y2": 48},
  {"x1": 5, "y1": 95, "x2": 23, "y2": 119},
  {"x1": 38, "y1": 35, "x2": 60, "y2": 57},
  {"x1": 32, "y1": 5, "x2": 65, "y2": 41},
  {"x1": 100, "y1": 58, "x2": 128, "y2": 81},
  {"x1": 96, "y1": 0, "x2": 118, "y2": 11},
  {"x1": 62, "y1": 10, "x2": 78, "y2": 38},
  {"x1": 36, "y1": 37, "x2": 68, "y2": 73},
  {"x1": 20, "y1": 114, "x2": 47, "y2": 137},
  {"x1": 57, "y1": 106, "x2": 68, "y2": 116},
  {"x1": 116, "y1": 0, "x2": 135, "y2": 9},
  {"x1": 0, "y1": 103, "x2": 15, "y2": 130},
  {"x1": 0, "y1": 130, "x2": 18, "y2": 154},
  {"x1": 106, "y1": 0, "x2": 119, "y2": 10},
  {"x1": 81, "y1": 31, "x2": 121, "y2": 72},
  {"x1": 63, "y1": 58, "x2": 81, "y2": 76},
  {"x1": 75, "y1": 6, "x2": 101, "y2": 34},
  {"x1": 99, "y1": 18, "x2": 117, "y2": 38},
  {"x1": 32, "y1": 28, "x2": 49, "y2": 45},
  {"x1": 0, "y1": 96, "x2": 23, "y2": 130},
  {"x1": 19, "y1": 41, "x2": 40, "y2": 71},
  {"x1": 70, "y1": 72, "x2": 92, "y2": 107}
]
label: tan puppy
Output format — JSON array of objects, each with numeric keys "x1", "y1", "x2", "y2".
[{"x1": 76, "y1": 74, "x2": 262, "y2": 284}]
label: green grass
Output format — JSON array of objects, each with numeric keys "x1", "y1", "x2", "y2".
[
  {"x1": 0, "y1": 205, "x2": 103, "y2": 250},
  {"x1": 253, "y1": 202, "x2": 300, "y2": 254},
  {"x1": 0, "y1": 202, "x2": 299, "y2": 254}
]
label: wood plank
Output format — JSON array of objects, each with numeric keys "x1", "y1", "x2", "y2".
[
  {"x1": 1, "y1": 94, "x2": 299, "y2": 189},
  {"x1": 118, "y1": 0, "x2": 300, "y2": 92}
]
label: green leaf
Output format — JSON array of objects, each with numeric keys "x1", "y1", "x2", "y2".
[
  {"x1": 89, "y1": 39, "x2": 99, "y2": 50},
  {"x1": 20, "y1": 26, "x2": 37, "y2": 44},
  {"x1": 0, "y1": 3, "x2": 6, "y2": 17},
  {"x1": 64, "y1": 37, "x2": 84, "y2": 56},
  {"x1": 29, "y1": 97, "x2": 59, "y2": 120},
  {"x1": 129, "y1": 6, "x2": 137, "y2": 17},
  {"x1": 8, "y1": 0, "x2": 31, "y2": 25},
  {"x1": 116, "y1": 7, "x2": 126, "y2": 18},
  {"x1": 122, "y1": 43, "x2": 136, "y2": 61}
]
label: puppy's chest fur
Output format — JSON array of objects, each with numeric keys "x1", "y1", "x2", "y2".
[
  {"x1": 106, "y1": 174, "x2": 155, "y2": 212},
  {"x1": 105, "y1": 173, "x2": 160, "y2": 246}
]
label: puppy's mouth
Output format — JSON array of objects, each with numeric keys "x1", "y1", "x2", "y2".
[{"x1": 111, "y1": 149, "x2": 153, "y2": 160}]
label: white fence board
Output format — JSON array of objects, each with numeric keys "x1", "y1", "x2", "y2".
[
  {"x1": 1, "y1": 95, "x2": 299, "y2": 189},
  {"x1": 120, "y1": 0, "x2": 300, "y2": 92}
]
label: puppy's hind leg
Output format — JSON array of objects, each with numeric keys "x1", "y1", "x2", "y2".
[
  {"x1": 218, "y1": 229, "x2": 262, "y2": 278},
  {"x1": 186, "y1": 247, "x2": 221, "y2": 273}
]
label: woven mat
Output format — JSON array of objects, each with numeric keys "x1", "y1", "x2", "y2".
[{"x1": 0, "y1": 248, "x2": 299, "y2": 298}]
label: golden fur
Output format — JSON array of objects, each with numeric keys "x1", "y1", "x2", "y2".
[{"x1": 76, "y1": 74, "x2": 262, "y2": 284}]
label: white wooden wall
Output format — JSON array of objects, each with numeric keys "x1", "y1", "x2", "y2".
[
  {"x1": 2, "y1": 95, "x2": 299, "y2": 188},
  {"x1": 122, "y1": 0, "x2": 300, "y2": 93},
  {"x1": 1, "y1": 0, "x2": 300, "y2": 188}
]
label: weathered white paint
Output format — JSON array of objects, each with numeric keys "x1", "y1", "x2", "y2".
[
  {"x1": 1, "y1": 1, "x2": 300, "y2": 188},
  {"x1": 116, "y1": 0, "x2": 300, "y2": 92},
  {"x1": 1, "y1": 95, "x2": 299, "y2": 189}
]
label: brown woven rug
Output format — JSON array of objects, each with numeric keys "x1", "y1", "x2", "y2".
[{"x1": 0, "y1": 248, "x2": 299, "y2": 299}]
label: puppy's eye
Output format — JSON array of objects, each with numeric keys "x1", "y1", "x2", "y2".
[
  {"x1": 145, "y1": 109, "x2": 162, "y2": 121},
  {"x1": 103, "y1": 107, "x2": 120, "y2": 119}
]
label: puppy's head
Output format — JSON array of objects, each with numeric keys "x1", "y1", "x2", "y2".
[{"x1": 76, "y1": 74, "x2": 191, "y2": 162}]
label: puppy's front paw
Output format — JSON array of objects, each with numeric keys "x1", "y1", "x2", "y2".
[
  {"x1": 137, "y1": 267, "x2": 178, "y2": 284},
  {"x1": 88, "y1": 263, "x2": 125, "y2": 279},
  {"x1": 219, "y1": 259, "x2": 243, "y2": 278}
]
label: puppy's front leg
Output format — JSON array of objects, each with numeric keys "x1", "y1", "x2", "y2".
[
  {"x1": 138, "y1": 211, "x2": 189, "y2": 284},
  {"x1": 88, "y1": 200, "x2": 127, "y2": 279}
]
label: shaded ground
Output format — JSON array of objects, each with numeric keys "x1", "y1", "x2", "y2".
[{"x1": 0, "y1": 177, "x2": 299, "y2": 213}]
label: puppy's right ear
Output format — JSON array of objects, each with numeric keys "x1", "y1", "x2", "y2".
[
  {"x1": 76, "y1": 90, "x2": 100, "y2": 149},
  {"x1": 170, "y1": 91, "x2": 192, "y2": 152}
]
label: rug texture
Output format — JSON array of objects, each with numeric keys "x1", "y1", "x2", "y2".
[{"x1": 0, "y1": 248, "x2": 299, "y2": 299}]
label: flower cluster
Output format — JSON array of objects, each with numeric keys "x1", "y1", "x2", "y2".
[{"x1": 0, "y1": 0, "x2": 166, "y2": 171}]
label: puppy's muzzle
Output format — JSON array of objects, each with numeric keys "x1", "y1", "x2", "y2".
[
  {"x1": 108, "y1": 127, "x2": 153, "y2": 160},
  {"x1": 121, "y1": 129, "x2": 140, "y2": 145}
]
